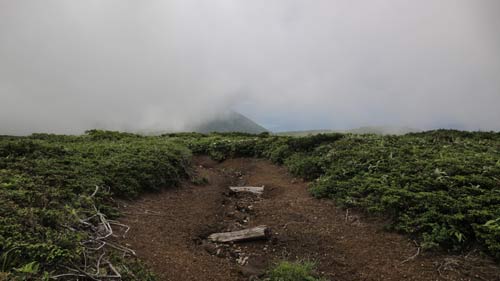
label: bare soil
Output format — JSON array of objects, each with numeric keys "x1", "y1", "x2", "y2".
[{"x1": 118, "y1": 157, "x2": 500, "y2": 281}]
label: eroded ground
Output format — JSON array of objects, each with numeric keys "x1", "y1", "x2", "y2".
[{"x1": 118, "y1": 157, "x2": 500, "y2": 281}]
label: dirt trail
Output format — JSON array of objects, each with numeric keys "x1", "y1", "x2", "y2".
[{"x1": 119, "y1": 157, "x2": 500, "y2": 281}]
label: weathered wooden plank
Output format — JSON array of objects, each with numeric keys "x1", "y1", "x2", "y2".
[
  {"x1": 207, "y1": 225, "x2": 270, "y2": 243},
  {"x1": 229, "y1": 186, "x2": 264, "y2": 195}
]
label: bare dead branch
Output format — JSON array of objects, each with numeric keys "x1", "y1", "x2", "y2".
[
  {"x1": 401, "y1": 241, "x2": 421, "y2": 264},
  {"x1": 52, "y1": 186, "x2": 136, "y2": 280},
  {"x1": 91, "y1": 185, "x2": 99, "y2": 198}
]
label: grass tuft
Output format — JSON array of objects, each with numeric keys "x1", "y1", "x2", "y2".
[{"x1": 268, "y1": 261, "x2": 324, "y2": 281}]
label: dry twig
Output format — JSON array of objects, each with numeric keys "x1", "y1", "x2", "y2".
[
  {"x1": 51, "y1": 186, "x2": 134, "y2": 280},
  {"x1": 400, "y1": 240, "x2": 421, "y2": 264}
]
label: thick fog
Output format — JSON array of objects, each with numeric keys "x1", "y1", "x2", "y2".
[{"x1": 1, "y1": 0, "x2": 499, "y2": 134}]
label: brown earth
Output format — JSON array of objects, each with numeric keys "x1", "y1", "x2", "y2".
[{"x1": 118, "y1": 157, "x2": 500, "y2": 281}]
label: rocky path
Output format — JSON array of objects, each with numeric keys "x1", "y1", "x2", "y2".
[{"x1": 118, "y1": 157, "x2": 500, "y2": 281}]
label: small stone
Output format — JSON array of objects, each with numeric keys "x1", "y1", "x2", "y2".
[{"x1": 237, "y1": 256, "x2": 249, "y2": 266}]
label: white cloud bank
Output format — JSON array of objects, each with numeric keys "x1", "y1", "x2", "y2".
[{"x1": 1, "y1": 0, "x2": 499, "y2": 134}]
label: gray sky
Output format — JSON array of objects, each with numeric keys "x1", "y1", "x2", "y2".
[{"x1": 1, "y1": 0, "x2": 499, "y2": 134}]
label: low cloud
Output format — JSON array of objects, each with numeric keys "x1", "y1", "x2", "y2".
[{"x1": 1, "y1": 0, "x2": 499, "y2": 134}]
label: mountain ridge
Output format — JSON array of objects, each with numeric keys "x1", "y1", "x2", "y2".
[{"x1": 192, "y1": 111, "x2": 268, "y2": 134}]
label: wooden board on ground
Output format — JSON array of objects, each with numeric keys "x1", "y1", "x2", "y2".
[
  {"x1": 229, "y1": 186, "x2": 264, "y2": 195},
  {"x1": 208, "y1": 225, "x2": 270, "y2": 243}
]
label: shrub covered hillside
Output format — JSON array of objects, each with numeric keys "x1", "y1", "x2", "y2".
[
  {"x1": 309, "y1": 131, "x2": 500, "y2": 257},
  {"x1": 1, "y1": 130, "x2": 499, "y2": 280},
  {"x1": 0, "y1": 130, "x2": 191, "y2": 280},
  {"x1": 175, "y1": 130, "x2": 500, "y2": 258}
]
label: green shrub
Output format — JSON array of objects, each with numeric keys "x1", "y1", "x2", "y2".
[
  {"x1": 268, "y1": 261, "x2": 324, "y2": 281},
  {"x1": 285, "y1": 154, "x2": 324, "y2": 180},
  {"x1": 309, "y1": 132, "x2": 500, "y2": 255},
  {"x1": 475, "y1": 218, "x2": 500, "y2": 259},
  {"x1": 0, "y1": 133, "x2": 191, "y2": 279}
]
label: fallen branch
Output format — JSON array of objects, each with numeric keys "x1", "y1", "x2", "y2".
[
  {"x1": 104, "y1": 260, "x2": 122, "y2": 279},
  {"x1": 106, "y1": 242, "x2": 136, "y2": 256},
  {"x1": 229, "y1": 186, "x2": 264, "y2": 195},
  {"x1": 208, "y1": 225, "x2": 270, "y2": 243},
  {"x1": 52, "y1": 186, "x2": 135, "y2": 280},
  {"x1": 108, "y1": 220, "x2": 131, "y2": 238},
  {"x1": 400, "y1": 241, "x2": 421, "y2": 264},
  {"x1": 90, "y1": 185, "x2": 99, "y2": 198},
  {"x1": 51, "y1": 273, "x2": 87, "y2": 279}
]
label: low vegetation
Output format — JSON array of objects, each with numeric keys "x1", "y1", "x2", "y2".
[
  {"x1": 309, "y1": 131, "x2": 500, "y2": 256},
  {"x1": 1, "y1": 129, "x2": 499, "y2": 279},
  {"x1": 0, "y1": 131, "x2": 190, "y2": 280},
  {"x1": 267, "y1": 261, "x2": 323, "y2": 281},
  {"x1": 178, "y1": 130, "x2": 500, "y2": 258}
]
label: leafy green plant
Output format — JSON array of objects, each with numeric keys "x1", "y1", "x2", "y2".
[
  {"x1": 268, "y1": 261, "x2": 324, "y2": 281},
  {"x1": 285, "y1": 153, "x2": 325, "y2": 180},
  {"x1": 14, "y1": 261, "x2": 39, "y2": 278},
  {"x1": 0, "y1": 131, "x2": 191, "y2": 279},
  {"x1": 309, "y1": 132, "x2": 500, "y2": 255}
]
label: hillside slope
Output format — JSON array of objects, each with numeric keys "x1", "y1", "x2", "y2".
[
  {"x1": 277, "y1": 126, "x2": 421, "y2": 136},
  {"x1": 194, "y1": 111, "x2": 267, "y2": 134}
]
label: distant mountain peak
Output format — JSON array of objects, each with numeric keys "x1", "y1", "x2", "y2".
[{"x1": 193, "y1": 111, "x2": 268, "y2": 134}]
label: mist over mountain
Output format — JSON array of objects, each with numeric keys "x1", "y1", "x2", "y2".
[
  {"x1": 1, "y1": 1, "x2": 500, "y2": 134},
  {"x1": 192, "y1": 111, "x2": 268, "y2": 134}
]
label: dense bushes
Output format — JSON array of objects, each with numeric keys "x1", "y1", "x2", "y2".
[
  {"x1": 309, "y1": 132, "x2": 500, "y2": 256},
  {"x1": 173, "y1": 132, "x2": 343, "y2": 164},
  {"x1": 1, "y1": 129, "x2": 499, "y2": 280},
  {"x1": 0, "y1": 131, "x2": 190, "y2": 279}
]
